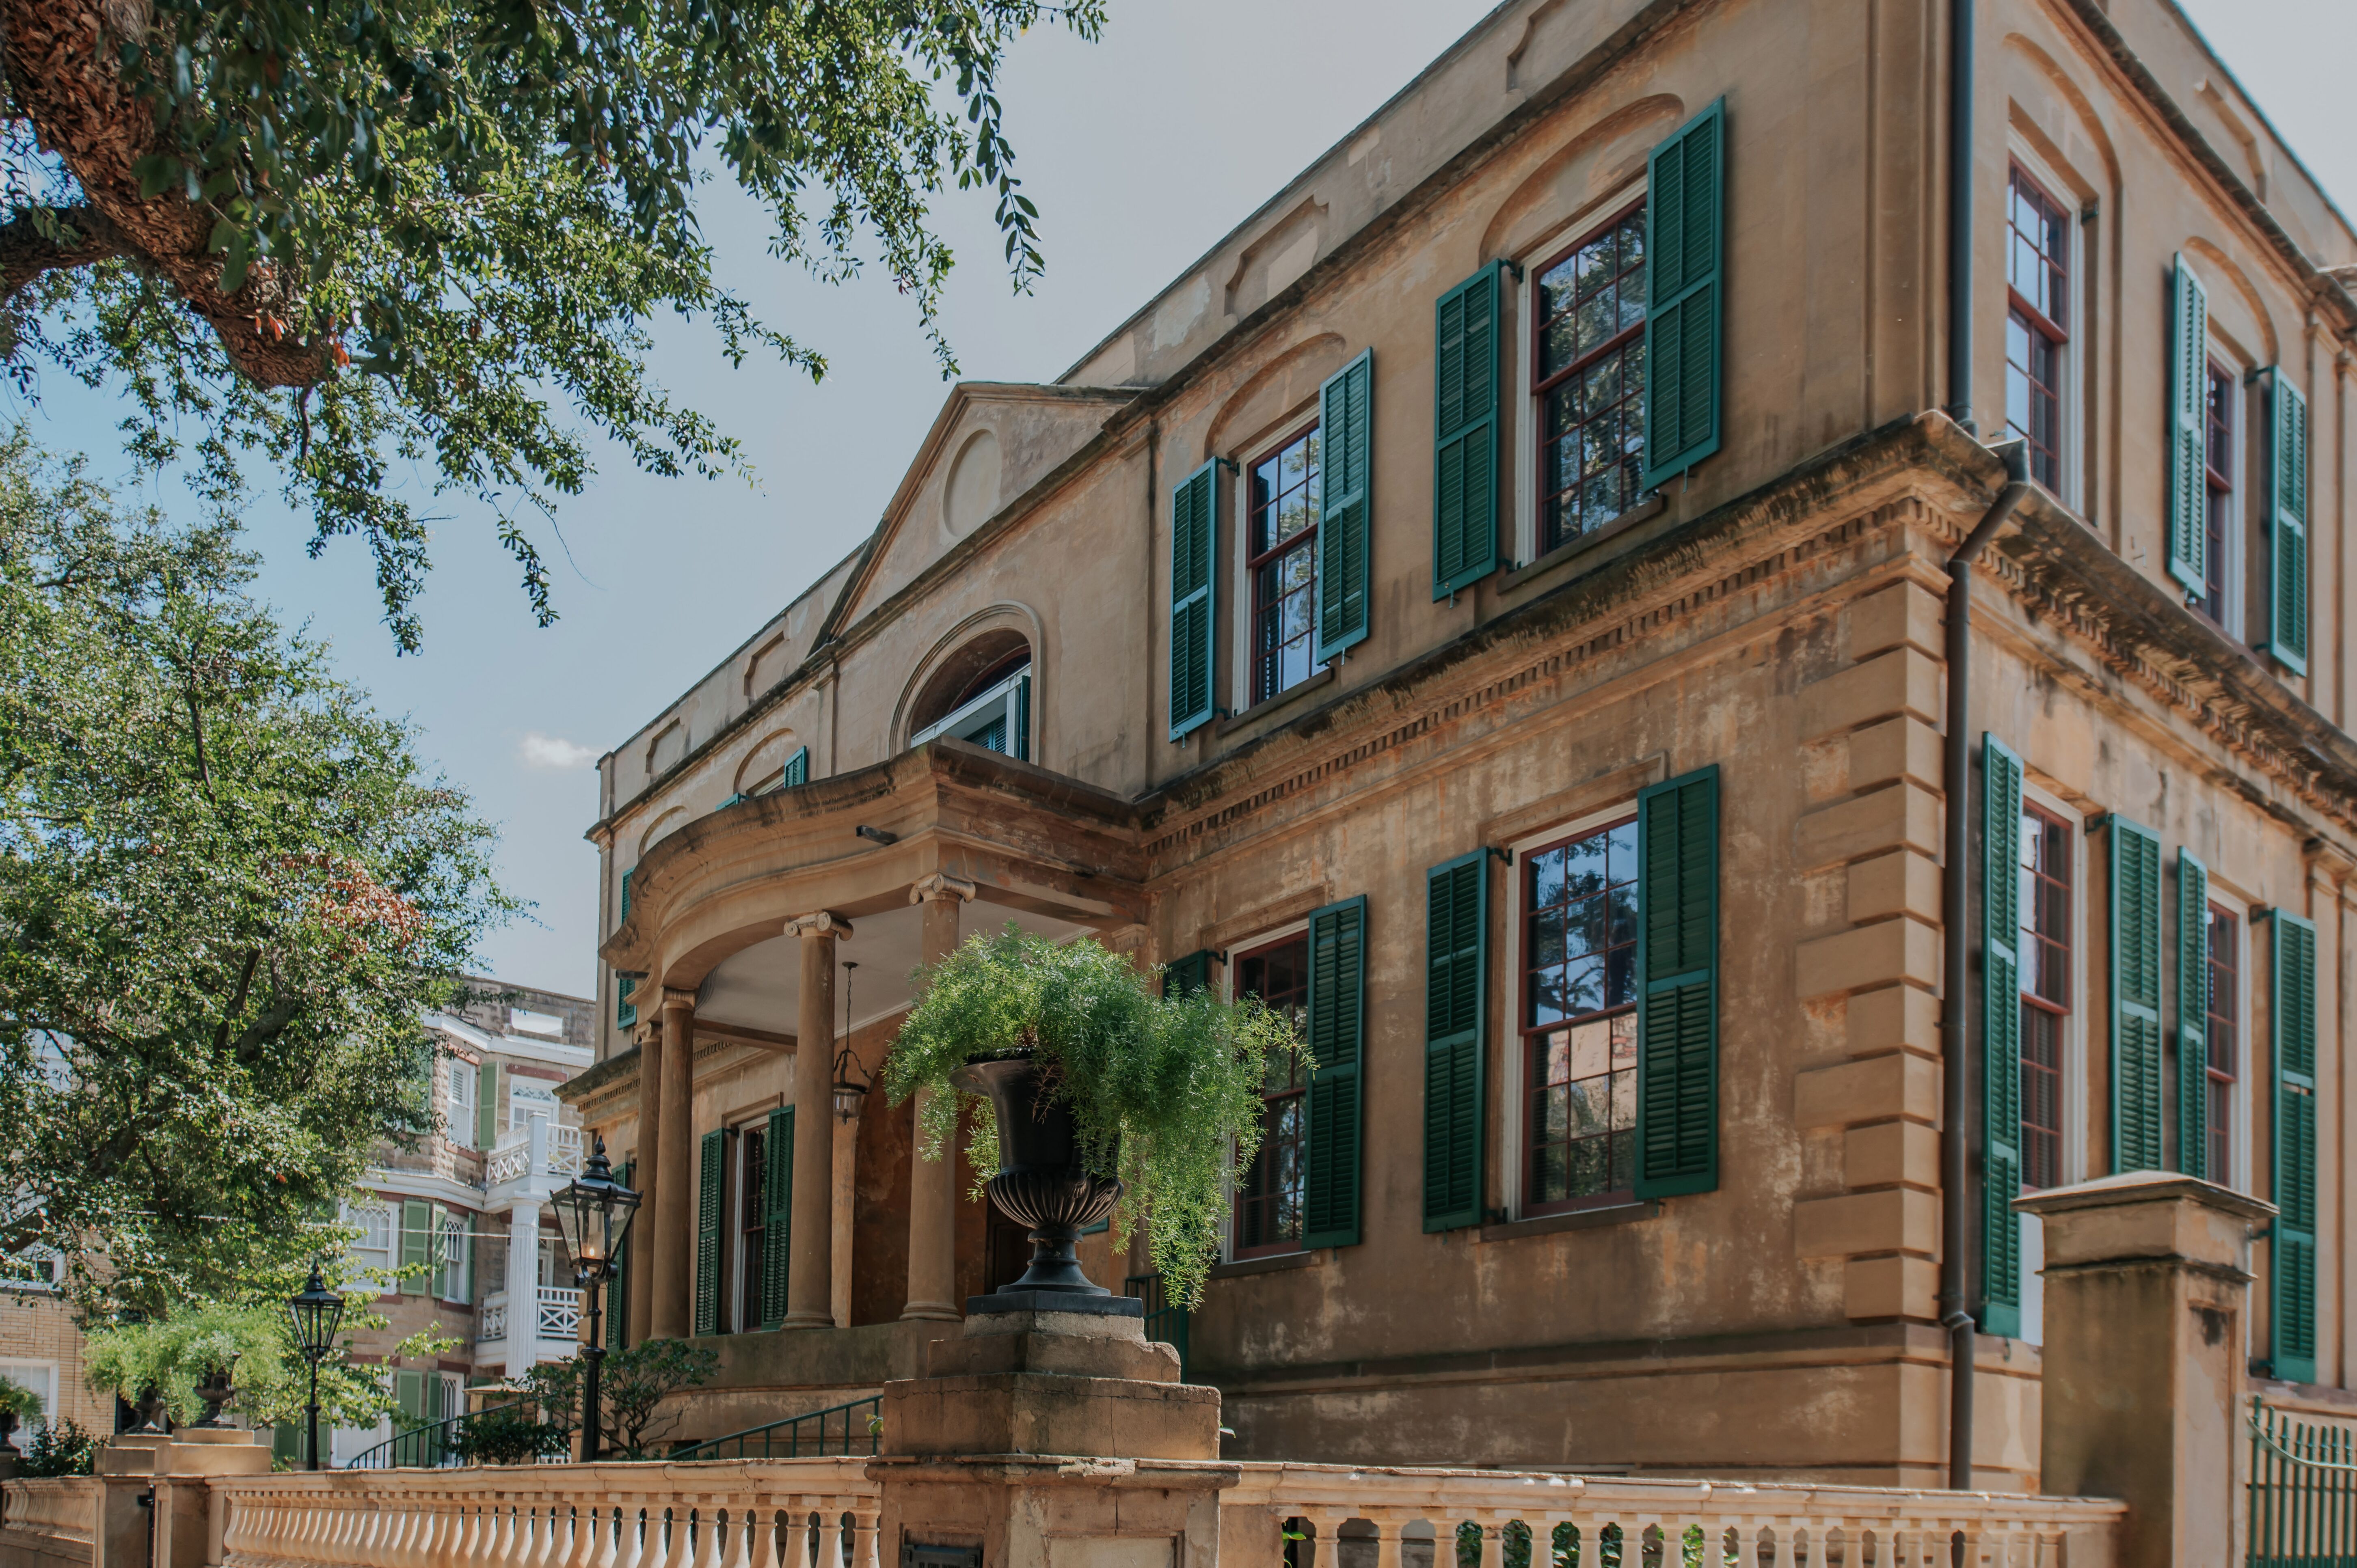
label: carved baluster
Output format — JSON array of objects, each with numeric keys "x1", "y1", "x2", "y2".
[
  {"x1": 848, "y1": 1508, "x2": 880, "y2": 1568},
  {"x1": 776, "y1": 1507, "x2": 811, "y2": 1568},
  {"x1": 745, "y1": 1507, "x2": 780, "y2": 1568},
  {"x1": 812, "y1": 1510, "x2": 843, "y2": 1568}
]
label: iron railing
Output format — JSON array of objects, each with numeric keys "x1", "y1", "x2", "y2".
[
  {"x1": 2250, "y1": 1395, "x2": 2357, "y2": 1566},
  {"x1": 1125, "y1": 1272, "x2": 1190, "y2": 1382},
  {"x1": 343, "y1": 1400, "x2": 529, "y2": 1470},
  {"x1": 668, "y1": 1395, "x2": 881, "y2": 1461}
]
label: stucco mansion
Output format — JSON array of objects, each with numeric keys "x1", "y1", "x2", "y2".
[{"x1": 560, "y1": 0, "x2": 2357, "y2": 1490}]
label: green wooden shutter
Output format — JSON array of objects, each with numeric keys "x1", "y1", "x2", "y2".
[
  {"x1": 2177, "y1": 851, "x2": 2212, "y2": 1180},
  {"x1": 393, "y1": 1369, "x2": 423, "y2": 1465},
  {"x1": 1169, "y1": 461, "x2": 1218, "y2": 740},
  {"x1": 2272, "y1": 911, "x2": 2319, "y2": 1383},
  {"x1": 693, "y1": 1128, "x2": 726, "y2": 1336},
  {"x1": 476, "y1": 1063, "x2": 499, "y2": 1151},
  {"x1": 1980, "y1": 735, "x2": 2024, "y2": 1338},
  {"x1": 607, "y1": 1160, "x2": 633, "y2": 1350},
  {"x1": 2268, "y1": 368, "x2": 2311, "y2": 673},
  {"x1": 1303, "y1": 896, "x2": 1368, "y2": 1249},
  {"x1": 2167, "y1": 254, "x2": 2210, "y2": 593},
  {"x1": 1432, "y1": 268, "x2": 1501, "y2": 597},
  {"x1": 1013, "y1": 673, "x2": 1032, "y2": 762},
  {"x1": 399, "y1": 1198, "x2": 430, "y2": 1296},
  {"x1": 2110, "y1": 817, "x2": 2165, "y2": 1173},
  {"x1": 760, "y1": 1109, "x2": 794, "y2": 1330},
  {"x1": 1163, "y1": 950, "x2": 1213, "y2": 999},
  {"x1": 1316, "y1": 352, "x2": 1374, "y2": 663},
  {"x1": 1422, "y1": 853, "x2": 1488, "y2": 1232},
  {"x1": 1641, "y1": 99, "x2": 1726, "y2": 490},
  {"x1": 1634, "y1": 766, "x2": 1720, "y2": 1197},
  {"x1": 781, "y1": 746, "x2": 810, "y2": 788},
  {"x1": 619, "y1": 866, "x2": 634, "y2": 923},
  {"x1": 616, "y1": 973, "x2": 638, "y2": 1029}
]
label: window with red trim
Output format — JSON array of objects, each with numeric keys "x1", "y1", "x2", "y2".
[
  {"x1": 1533, "y1": 205, "x2": 1648, "y2": 554},
  {"x1": 1521, "y1": 816, "x2": 1638, "y2": 1213},
  {"x1": 2018, "y1": 804, "x2": 2072, "y2": 1191},
  {"x1": 1233, "y1": 934, "x2": 1309, "y2": 1257},
  {"x1": 2206, "y1": 905, "x2": 2240, "y2": 1184},
  {"x1": 2004, "y1": 165, "x2": 2068, "y2": 492}
]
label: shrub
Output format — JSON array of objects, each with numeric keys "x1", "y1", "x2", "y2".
[{"x1": 19, "y1": 1419, "x2": 97, "y2": 1477}]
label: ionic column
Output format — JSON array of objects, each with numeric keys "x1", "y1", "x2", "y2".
[
  {"x1": 648, "y1": 987, "x2": 697, "y2": 1339},
  {"x1": 902, "y1": 874, "x2": 975, "y2": 1321},
  {"x1": 783, "y1": 914, "x2": 851, "y2": 1329},
  {"x1": 629, "y1": 1009, "x2": 661, "y2": 1345}
]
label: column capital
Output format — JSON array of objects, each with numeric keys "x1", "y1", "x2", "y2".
[
  {"x1": 658, "y1": 986, "x2": 697, "y2": 1011},
  {"x1": 910, "y1": 873, "x2": 978, "y2": 905},
  {"x1": 784, "y1": 911, "x2": 855, "y2": 940}
]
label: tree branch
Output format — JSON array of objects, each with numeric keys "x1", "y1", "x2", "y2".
[{"x1": 0, "y1": 205, "x2": 125, "y2": 301}]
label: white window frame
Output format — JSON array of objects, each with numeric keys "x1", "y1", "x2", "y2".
[
  {"x1": 1216, "y1": 919, "x2": 1312, "y2": 1264},
  {"x1": 1499, "y1": 799, "x2": 1644, "y2": 1222},
  {"x1": 0, "y1": 1246, "x2": 61, "y2": 1293},
  {"x1": 2003, "y1": 140, "x2": 2086, "y2": 515},
  {"x1": 2015, "y1": 775, "x2": 2088, "y2": 1348},
  {"x1": 438, "y1": 1212, "x2": 471, "y2": 1305},
  {"x1": 2201, "y1": 348, "x2": 2248, "y2": 641},
  {"x1": 910, "y1": 664, "x2": 1031, "y2": 754},
  {"x1": 1509, "y1": 178, "x2": 1650, "y2": 569},
  {"x1": 508, "y1": 1079, "x2": 560, "y2": 1134},
  {"x1": 445, "y1": 1061, "x2": 477, "y2": 1150},
  {"x1": 1228, "y1": 425, "x2": 1329, "y2": 716},
  {"x1": 2201, "y1": 885, "x2": 2258, "y2": 1197},
  {"x1": 343, "y1": 1200, "x2": 395, "y2": 1289},
  {"x1": 0, "y1": 1359, "x2": 56, "y2": 1430}
]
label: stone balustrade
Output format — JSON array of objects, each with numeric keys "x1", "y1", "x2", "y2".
[
  {"x1": 0, "y1": 1477, "x2": 99, "y2": 1561},
  {"x1": 211, "y1": 1460, "x2": 879, "y2": 1568},
  {"x1": 1222, "y1": 1464, "x2": 2129, "y2": 1566}
]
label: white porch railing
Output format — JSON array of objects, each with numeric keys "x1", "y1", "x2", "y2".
[
  {"x1": 1224, "y1": 1464, "x2": 2128, "y2": 1566},
  {"x1": 478, "y1": 1296, "x2": 509, "y2": 1344},
  {"x1": 536, "y1": 1285, "x2": 581, "y2": 1340},
  {"x1": 484, "y1": 1121, "x2": 581, "y2": 1188},
  {"x1": 215, "y1": 1460, "x2": 881, "y2": 1568}
]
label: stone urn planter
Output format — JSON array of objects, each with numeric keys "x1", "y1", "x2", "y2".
[
  {"x1": 949, "y1": 1053, "x2": 1124, "y2": 1297},
  {"x1": 192, "y1": 1357, "x2": 239, "y2": 1428},
  {"x1": 131, "y1": 1385, "x2": 168, "y2": 1434}
]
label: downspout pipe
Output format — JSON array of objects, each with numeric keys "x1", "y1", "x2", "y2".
[
  {"x1": 1948, "y1": 0, "x2": 1976, "y2": 432},
  {"x1": 1941, "y1": 436, "x2": 2031, "y2": 1491}
]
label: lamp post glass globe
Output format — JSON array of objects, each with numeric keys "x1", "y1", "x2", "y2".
[
  {"x1": 551, "y1": 1136, "x2": 640, "y2": 1279},
  {"x1": 283, "y1": 1262, "x2": 343, "y2": 1472}
]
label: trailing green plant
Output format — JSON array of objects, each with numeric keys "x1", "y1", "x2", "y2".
[
  {"x1": 17, "y1": 1417, "x2": 97, "y2": 1477},
  {"x1": 883, "y1": 927, "x2": 1304, "y2": 1309}
]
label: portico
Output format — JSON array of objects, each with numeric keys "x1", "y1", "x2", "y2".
[{"x1": 566, "y1": 741, "x2": 1145, "y2": 1436}]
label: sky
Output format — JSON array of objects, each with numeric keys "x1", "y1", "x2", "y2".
[{"x1": 15, "y1": 0, "x2": 2356, "y2": 998}]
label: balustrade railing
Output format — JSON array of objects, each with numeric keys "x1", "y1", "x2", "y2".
[
  {"x1": 1225, "y1": 1464, "x2": 2127, "y2": 1566},
  {"x1": 536, "y1": 1284, "x2": 583, "y2": 1339},
  {"x1": 0, "y1": 1477, "x2": 99, "y2": 1555},
  {"x1": 2250, "y1": 1395, "x2": 2357, "y2": 1567},
  {"x1": 215, "y1": 1460, "x2": 880, "y2": 1568},
  {"x1": 484, "y1": 1121, "x2": 583, "y2": 1187}
]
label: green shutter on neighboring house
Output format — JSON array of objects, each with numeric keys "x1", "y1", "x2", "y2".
[
  {"x1": 760, "y1": 1109, "x2": 794, "y2": 1330},
  {"x1": 693, "y1": 1128, "x2": 727, "y2": 1336},
  {"x1": 2167, "y1": 255, "x2": 2210, "y2": 594},
  {"x1": 1422, "y1": 852, "x2": 1488, "y2": 1232},
  {"x1": 2110, "y1": 817, "x2": 2165, "y2": 1173},
  {"x1": 1169, "y1": 461, "x2": 1219, "y2": 741},
  {"x1": 1303, "y1": 896, "x2": 1368, "y2": 1249},
  {"x1": 399, "y1": 1198, "x2": 430, "y2": 1296},
  {"x1": 476, "y1": 1063, "x2": 499, "y2": 1151},
  {"x1": 607, "y1": 1160, "x2": 633, "y2": 1350},
  {"x1": 2268, "y1": 368, "x2": 2311, "y2": 673},
  {"x1": 2177, "y1": 851, "x2": 2211, "y2": 1180},
  {"x1": 1315, "y1": 352, "x2": 1374, "y2": 663},
  {"x1": 1633, "y1": 766, "x2": 1720, "y2": 1198},
  {"x1": 781, "y1": 746, "x2": 810, "y2": 789},
  {"x1": 1640, "y1": 100, "x2": 1726, "y2": 490},
  {"x1": 1980, "y1": 736, "x2": 2024, "y2": 1338},
  {"x1": 2272, "y1": 911, "x2": 2320, "y2": 1384},
  {"x1": 1163, "y1": 951, "x2": 1213, "y2": 999},
  {"x1": 616, "y1": 974, "x2": 638, "y2": 1030},
  {"x1": 1432, "y1": 267, "x2": 1501, "y2": 596}
]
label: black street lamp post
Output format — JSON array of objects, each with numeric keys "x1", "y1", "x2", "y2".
[
  {"x1": 550, "y1": 1137, "x2": 640, "y2": 1463},
  {"x1": 283, "y1": 1264, "x2": 345, "y2": 1472}
]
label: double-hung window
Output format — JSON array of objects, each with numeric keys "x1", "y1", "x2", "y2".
[
  {"x1": 2201, "y1": 362, "x2": 2237, "y2": 627},
  {"x1": 912, "y1": 651, "x2": 1032, "y2": 759},
  {"x1": 346, "y1": 1201, "x2": 395, "y2": 1290},
  {"x1": 438, "y1": 1212, "x2": 471, "y2": 1304},
  {"x1": 2005, "y1": 165, "x2": 2070, "y2": 492},
  {"x1": 1534, "y1": 204, "x2": 1649, "y2": 552},
  {"x1": 1521, "y1": 816, "x2": 1640, "y2": 1212},
  {"x1": 1248, "y1": 429, "x2": 1322, "y2": 705},
  {"x1": 445, "y1": 1061, "x2": 477, "y2": 1150},
  {"x1": 2018, "y1": 804, "x2": 2072, "y2": 1191},
  {"x1": 2205, "y1": 906, "x2": 2241, "y2": 1184},
  {"x1": 1233, "y1": 936, "x2": 1310, "y2": 1257}
]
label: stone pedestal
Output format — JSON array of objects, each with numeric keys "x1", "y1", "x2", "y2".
[
  {"x1": 876, "y1": 1298, "x2": 1232, "y2": 1566},
  {"x1": 2018, "y1": 1171, "x2": 2274, "y2": 1568},
  {"x1": 95, "y1": 1428, "x2": 271, "y2": 1568}
]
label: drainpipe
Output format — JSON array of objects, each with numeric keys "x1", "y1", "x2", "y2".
[
  {"x1": 1941, "y1": 436, "x2": 2030, "y2": 1491},
  {"x1": 1947, "y1": 0, "x2": 1976, "y2": 431}
]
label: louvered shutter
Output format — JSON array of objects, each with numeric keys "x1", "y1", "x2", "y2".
[
  {"x1": 2273, "y1": 911, "x2": 2319, "y2": 1383},
  {"x1": 760, "y1": 1109, "x2": 794, "y2": 1330},
  {"x1": 1422, "y1": 853, "x2": 1488, "y2": 1232},
  {"x1": 781, "y1": 746, "x2": 809, "y2": 788},
  {"x1": 1634, "y1": 766, "x2": 1720, "y2": 1198},
  {"x1": 2110, "y1": 818, "x2": 2165, "y2": 1173},
  {"x1": 2177, "y1": 852, "x2": 2211, "y2": 1180},
  {"x1": 477, "y1": 1063, "x2": 500, "y2": 1151},
  {"x1": 1163, "y1": 951, "x2": 1213, "y2": 999},
  {"x1": 1168, "y1": 462, "x2": 1218, "y2": 740},
  {"x1": 1432, "y1": 269, "x2": 1501, "y2": 597},
  {"x1": 607, "y1": 1160, "x2": 633, "y2": 1350},
  {"x1": 1316, "y1": 352, "x2": 1374, "y2": 663},
  {"x1": 693, "y1": 1128, "x2": 726, "y2": 1336},
  {"x1": 1303, "y1": 896, "x2": 1368, "y2": 1249},
  {"x1": 619, "y1": 867, "x2": 634, "y2": 923},
  {"x1": 393, "y1": 1370, "x2": 423, "y2": 1465},
  {"x1": 1013, "y1": 673, "x2": 1033, "y2": 762},
  {"x1": 1641, "y1": 100, "x2": 1726, "y2": 489},
  {"x1": 2167, "y1": 255, "x2": 2210, "y2": 593},
  {"x1": 400, "y1": 1198, "x2": 430, "y2": 1296},
  {"x1": 1980, "y1": 736, "x2": 2024, "y2": 1337},
  {"x1": 615, "y1": 974, "x2": 638, "y2": 1030},
  {"x1": 2268, "y1": 369, "x2": 2311, "y2": 673}
]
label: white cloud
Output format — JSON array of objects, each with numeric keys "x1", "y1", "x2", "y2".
[{"x1": 518, "y1": 732, "x2": 599, "y2": 770}]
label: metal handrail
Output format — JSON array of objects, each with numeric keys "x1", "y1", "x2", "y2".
[
  {"x1": 668, "y1": 1394, "x2": 881, "y2": 1461},
  {"x1": 343, "y1": 1399, "x2": 531, "y2": 1470},
  {"x1": 2248, "y1": 1395, "x2": 2357, "y2": 1566}
]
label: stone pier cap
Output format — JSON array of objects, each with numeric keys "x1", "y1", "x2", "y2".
[{"x1": 2015, "y1": 1169, "x2": 2277, "y2": 1271}]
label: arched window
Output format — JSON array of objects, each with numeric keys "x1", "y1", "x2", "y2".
[{"x1": 910, "y1": 640, "x2": 1031, "y2": 760}]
